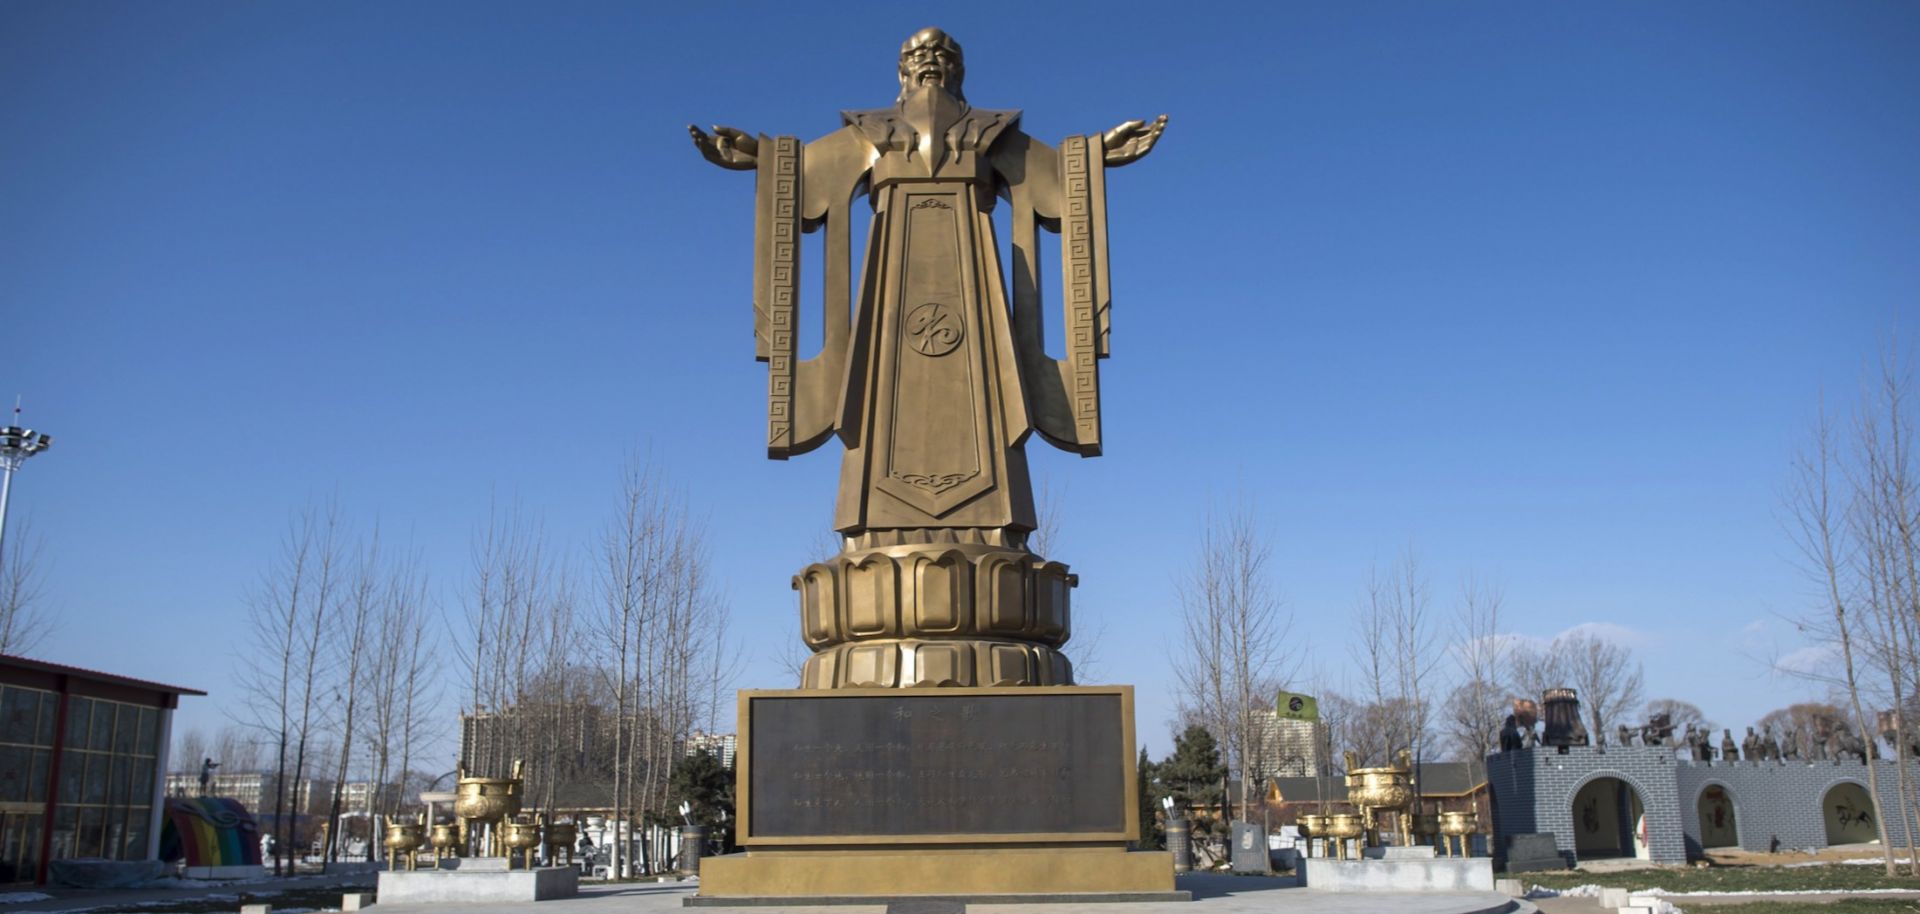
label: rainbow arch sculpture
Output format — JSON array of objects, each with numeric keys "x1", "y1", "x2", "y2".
[{"x1": 160, "y1": 797, "x2": 262, "y2": 867}]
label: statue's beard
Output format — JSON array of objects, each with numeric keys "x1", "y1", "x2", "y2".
[{"x1": 897, "y1": 79, "x2": 964, "y2": 106}]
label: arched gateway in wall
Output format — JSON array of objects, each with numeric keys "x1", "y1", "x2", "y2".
[
  {"x1": 1572, "y1": 776, "x2": 1650, "y2": 860},
  {"x1": 1823, "y1": 782, "x2": 1877, "y2": 846},
  {"x1": 1696, "y1": 784, "x2": 1738, "y2": 849}
]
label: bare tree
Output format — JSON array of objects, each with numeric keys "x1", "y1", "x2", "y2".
[
  {"x1": 214, "y1": 725, "x2": 263, "y2": 771},
  {"x1": 322, "y1": 529, "x2": 384, "y2": 864},
  {"x1": 1502, "y1": 629, "x2": 1642, "y2": 742},
  {"x1": 358, "y1": 542, "x2": 432, "y2": 860},
  {"x1": 1782, "y1": 399, "x2": 1899, "y2": 873},
  {"x1": 172, "y1": 728, "x2": 209, "y2": 774},
  {"x1": 1557, "y1": 629, "x2": 1643, "y2": 740},
  {"x1": 1175, "y1": 504, "x2": 1292, "y2": 825},
  {"x1": 594, "y1": 462, "x2": 647, "y2": 880},
  {"x1": 1757, "y1": 702, "x2": 1845, "y2": 757},
  {"x1": 1848, "y1": 354, "x2": 1920, "y2": 865},
  {"x1": 1348, "y1": 550, "x2": 1436, "y2": 778},
  {"x1": 459, "y1": 499, "x2": 573, "y2": 806},
  {"x1": 1442, "y1": 576, "x2": 1508, "y2": 762},
  {"x1": 0, "y1": 516, "x2": 54, "y2": 655},
  {"x1": 1644, "y1": 698, "x2": 1712, "y2": 734},
  {"x1": 1325, "y1": 691, "x2": 1423, "y2": 770},
  {"x1": 238, "y1": 504, "x2": 345, "y2": 875},
  {"x1": 1504, "y1": 640, "x2": 1557, "y2": 710}
]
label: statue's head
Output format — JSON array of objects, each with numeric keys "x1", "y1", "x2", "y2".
[{"x1": 898, "y1": 27, "x2": 964, "y2": 102}]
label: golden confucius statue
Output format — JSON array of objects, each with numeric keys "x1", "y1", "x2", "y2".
[{"x1": 691, "y1": 27, "x2": 1166, "y2": 689}]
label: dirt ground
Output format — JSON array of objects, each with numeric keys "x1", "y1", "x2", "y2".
[{"x1": 1700, "y1": 843, "x2": 1906, "y2": 868}]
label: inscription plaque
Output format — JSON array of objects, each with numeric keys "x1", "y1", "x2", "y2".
[{"x1": 741, "y1": 687, "x2": 1134, "y2": 842}]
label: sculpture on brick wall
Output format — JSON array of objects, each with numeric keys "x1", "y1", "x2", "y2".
[
  {"x1": 1641, "y1": 712, "x2": 1675, "y2": 747},
  {"x1": 1500, "y1": 715, "x2": 1526, "y2": 752},
  {"x1": 1829, "y1": 721, "x2": 1873, "y2": 763},
  {"x1": 1684, "y1": 723, "x2": 1711, "y2": 761}
]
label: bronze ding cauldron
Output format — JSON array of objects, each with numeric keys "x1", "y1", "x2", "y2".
[
  {"x1": 1345, "y1": 764, "x2": 1416, "y2": 845},
  {"x1": 1323, "y1": 813, "x2": 1364, "y2": 860},
  {"x1": 1438, "y1": 810, "x2": 1479, "y2": 857},
  {"x1": 429, "y1": 822, "x2": 462, "y2": 862},
  {"x1": 1408, "y1": 811, "x2": 1441, "y2": 844},
  {"x1": 456, "y1": 775, "x2": 524, "y2": 856},
  {"x1": 1297, "y1": 813, "x2": 1326, "y2": 857},
  {"x1": 503, "y1": 818, "x2": 542, "y2": 869},
  {"x1": 544, "y1": 821, "x2": 578, "y2": 866},
  {"x1": 384, "y1": 821, "x2": 424, "y2": 871}
]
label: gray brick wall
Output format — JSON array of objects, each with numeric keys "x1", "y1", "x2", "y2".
[
  {"x1": 1487, "y1": 746, "x2": 1686, "y2": 865},
  {"x1": 1489, "y1": 746, "x2": 1920, "y2": 866},
  {"x1": 1675, "y1": 758, "x2": 1916, "y2": 854}
]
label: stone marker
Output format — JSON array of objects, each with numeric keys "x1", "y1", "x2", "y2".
[
  {"x1": 1230, "y1": 822, "x2": 1272, "y2": 874},
  {"x1": 240, "y1": 905, "x2": 271, "y2": 914},
  {"x1": 1493, "y1": 877, "x2": 1523, "y2": 896},
  {"x1": 1502, "y1": 833, "x2": 1568, "y2": 873},
  {"x1": 340, "y1": 893, "x2": 374, "y2": 911}
]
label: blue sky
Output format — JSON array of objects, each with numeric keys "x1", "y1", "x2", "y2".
[{"x1": 2, "y1": 1, "x2": 1916, "y2": 764}]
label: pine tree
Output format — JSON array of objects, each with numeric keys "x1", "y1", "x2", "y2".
[
  {"x1": 1135, "y1": 747, "x2": 1165, "y2": 849},
  {"x1": 1159, "y1": 725, "x2": 1226, "y2": 815},
  {"x1": 662, "y1": 749, "x2": 735, "y2": 852}
]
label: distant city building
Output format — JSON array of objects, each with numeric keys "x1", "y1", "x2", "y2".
[
  {"x1": 0, "y1": 653, "x2": 203, "y2": 886},
  {"x1": 163, "y1": 770, "x2": 329, "y2": 813},
  {"x1": 685, "y1": 730, "x2": 736, "y2": 768},
  {"x1": 1247, "y1": 710, "x2": 1323, "y2": 779},
  {"x1": 461, "y1": 703, "x2": 617, "y2": 781}
]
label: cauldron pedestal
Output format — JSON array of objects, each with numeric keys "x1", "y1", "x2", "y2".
[{"x1": 375, "y1": 857, "x2": 579, "y2": 904}]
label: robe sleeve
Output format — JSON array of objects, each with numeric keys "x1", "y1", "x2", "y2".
[
  {"x1": 998, "y1": 133, "x2": 1111, "y2": 457},
  {"x1": 755, "y1": 127, "x2": 865, "y2": 458}
]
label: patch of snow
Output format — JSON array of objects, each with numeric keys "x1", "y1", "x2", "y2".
[
  {"x1": 1782, "y1": 857, "x2": 1887, "y2": 867},
  {"x1": 1667, "y1": 888, "x2": 1920, "y2": 897},
  {"x1": 0, "y1": 892, "x2": 54, "y2": 903}
]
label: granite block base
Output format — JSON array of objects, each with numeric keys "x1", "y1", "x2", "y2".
[
  {"x1": 1302, "y1": 857, "x2": 1495, "y2": 892},
  {"x1": 376, "y1": 863, "x2": 578, "y2": 903}
]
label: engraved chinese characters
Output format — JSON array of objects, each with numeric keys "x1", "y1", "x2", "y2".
[{"x1": 745, "y1": 692, "x2": 1127, "y2": 838}]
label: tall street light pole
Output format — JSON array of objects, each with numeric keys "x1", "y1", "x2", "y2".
[{"x1": 0, "y1": 419, "x2": 54, "y2": 575}]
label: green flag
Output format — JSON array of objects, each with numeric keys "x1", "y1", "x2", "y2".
[{"x1": 1276, "y1": 690, "x2": 1319, "y2": 722}]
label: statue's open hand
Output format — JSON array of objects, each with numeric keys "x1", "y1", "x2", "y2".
[
  {"x1": 689, "y1": 124, "x2": 759, "y2": 170},
  {"x1": 1101, "y1": 114, "x2": 1167, "y2": 167}
]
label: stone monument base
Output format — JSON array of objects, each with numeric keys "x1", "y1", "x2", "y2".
[
  {"x1": 376, "y1": 858, "x2": 578, "y2": 904},
  {"x1": 1301, "y1": 857, "x2": 1494, "y2": 892},
  {"x1": 692, "y1": 846, "x2": 1182, "y2": 902},
  {"x1": 1500, "y1": 833, "x2": 1570, "y2": 873}
]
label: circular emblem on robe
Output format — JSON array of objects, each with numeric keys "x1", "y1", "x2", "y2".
[{"x1": 906, "y1": 302, "x2": 964, "y2": 356}]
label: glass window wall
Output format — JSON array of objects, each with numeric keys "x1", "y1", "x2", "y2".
[{"x1": 52, "y1": 697, "x2": 161, "y2": 862}]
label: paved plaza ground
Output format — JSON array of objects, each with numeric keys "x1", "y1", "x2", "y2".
[
  {"x1": 3, "y1": 873, "x2": 1531, "y2": 914},
  {"x1": 20, "y1": 864, "x2": 1920, "y2": 914},
  {"x1": 374, "y1": 875, "x2": 1529, "y2": 914}
]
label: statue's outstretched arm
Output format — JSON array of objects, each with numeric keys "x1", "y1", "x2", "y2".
[
  {"x1": 688, "y1": 124, "x2": 759, "y2": 170},
  {"x1": 1101, "y1": 114, "x2": 1168, "y2": 167}
]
